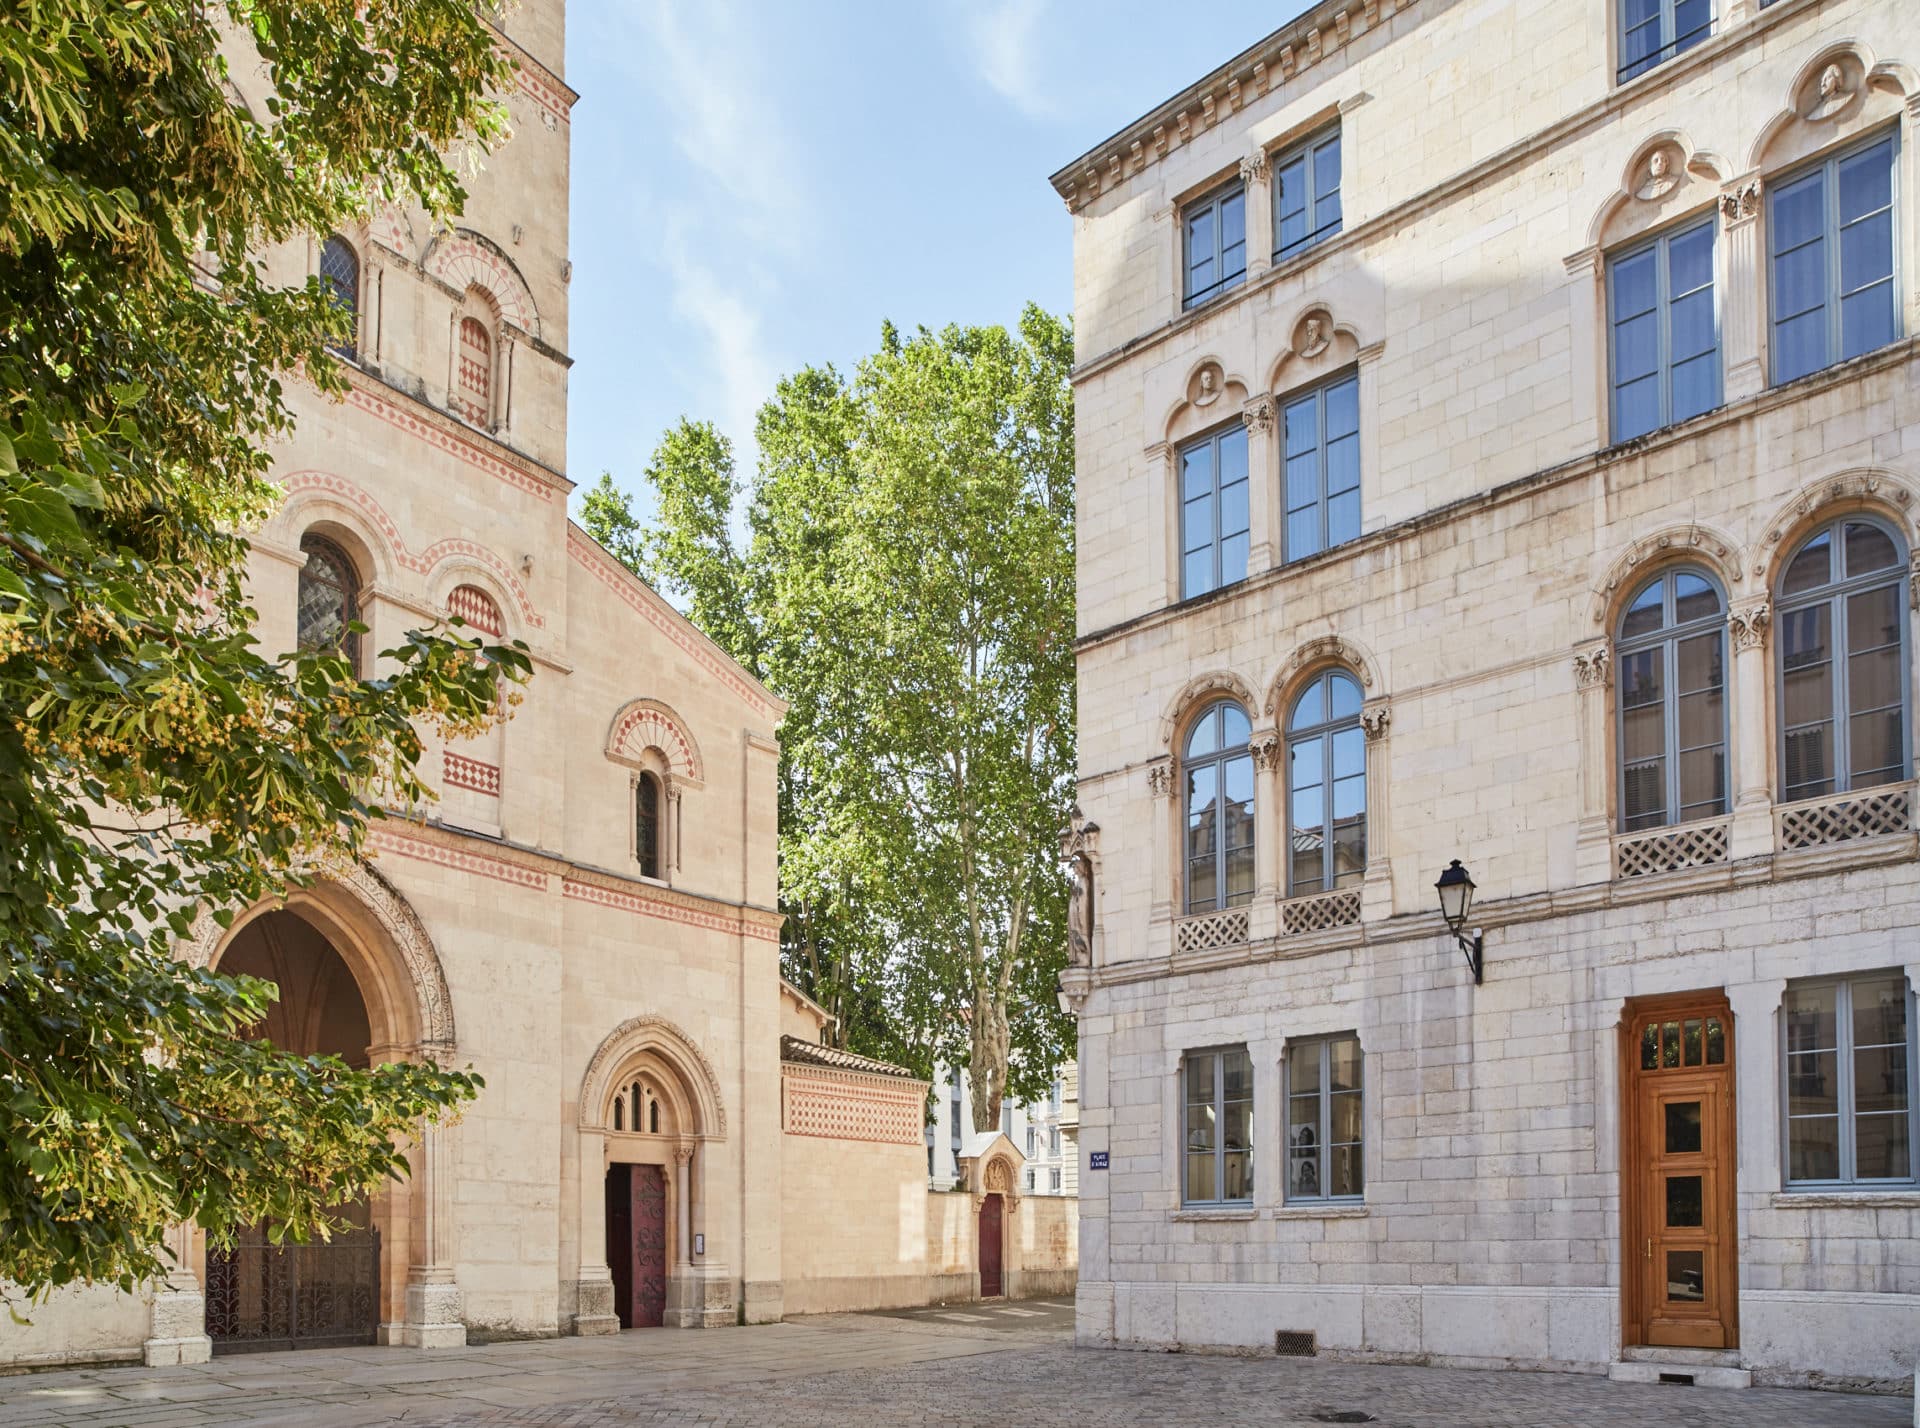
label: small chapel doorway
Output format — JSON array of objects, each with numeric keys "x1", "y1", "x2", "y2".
[
  {"x1": 978, "y1": 1192, "x2": 1004, "y2": 1298},
  {"x1": 606, "y1": 1163, "x2": 669, "y2": 1328},
  {"x1": 204, "y1": 910, "x2": 382, "y2": 1353}
]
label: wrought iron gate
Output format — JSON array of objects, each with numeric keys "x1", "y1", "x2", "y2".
[{"x1": 206, "y1": 1224, "x2": 381, "y2": 1353}]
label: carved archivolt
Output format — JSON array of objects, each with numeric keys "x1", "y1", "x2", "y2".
[
  {"x1": 1589, "y1": 522, "x2": 1744, "y2": 627},
  {"x1": 579, "y1": 1013, "x2": 727, "y2": 1138},
  {"x1": 1751, "y1": 468, "x2": 1920, "y2": 585},
  {"x1": 182, "y1": 858, "x2": 457, "y2": 1053},
  {"x1": 1264, "y1": 634, "x2": 1381, "y2": 718},
  {"x1": 420, "y1": 229, "x2": 539, "y2": 337},
  {"x1": 1158, "y1": 670, "x2": 1258, "y2": 747},
  {"x1": 605, "y1": 698, "x2": 704, "y2": 783}
]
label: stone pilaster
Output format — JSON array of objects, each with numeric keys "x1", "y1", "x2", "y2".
[
  {"x1": 1728, "y1": 599, "x2": 1774, "y2": 860},
  {"x1": 1573, "y1": 641, "x2": 1614, "y2": 884},
  {"x1": 1360, "y1": 701, "x2": 1394, "y2": 921},
  {"x1": 1240, "y1": 150, "x2": 1273, "y2": 280},
  {"x1": 399, "y1": 1117, "x2": 466, "y2": 1348},
  {"x1": 1719, "y1": 174, "x2": 1766, "y2": 402},
  {"x1": 143, "y1": 1222, "x2": 211, "y2": 1366}
]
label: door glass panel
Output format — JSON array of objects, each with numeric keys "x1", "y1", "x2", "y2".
[
  {"x1": 1683, "y1": 1019, "x2": 1703, "y2": 1066},
  {"x1": 1640, "y1": 1023, "x2": 1659, "y2": 1070},
  {"x1": 1662, "y1": 1021, "x2": 1681, "y2": 1068},
  {"x1": 1666, "y1": 1249, "x2": 1705, "y2": 1303},
  {"x1": 1704, "y1": 1017, "x2": 1725, "y2": 1065},
  {"x1": 1665, "y1": 1174, "x2": 1704, "y2": 1227},
  {"x1": 1664, "y1": 1100, "x2": 1703, "y2": 1154}
]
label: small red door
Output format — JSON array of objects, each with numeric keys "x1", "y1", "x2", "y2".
[
  {"x1": 607, "y1": 1164, "x2": 669, "y2": 1329},
  {"x1": 978, "y1": 1193, "x2": 1003, "y2": 1298}
]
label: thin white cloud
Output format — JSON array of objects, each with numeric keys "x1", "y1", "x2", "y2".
[
  {"x1": 660, "y1": 208, "x2": 781, "y2": 475},
  {"x1": 964, "y1": 0, "x2": 1055, "y2": 119}
]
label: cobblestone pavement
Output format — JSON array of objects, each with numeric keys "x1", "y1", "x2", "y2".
[{"x1": 1, "y1": 1301, "x2": 1907, "y2": 1428}]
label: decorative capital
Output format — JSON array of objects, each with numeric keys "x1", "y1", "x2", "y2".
[
  {"x1": 1242, "y1": 395, "x2": 1274, "y2": 436},
  {"x1": 1057, "y1": 967, "x2": 1093, "y2": 1017},
  {"x1": 674, "y1": 1142, "x2": 696, "y2": 1168},
  {"x1": 1146, "y1": 761, "x2": 1173, "y2": 799},
  {"x1": 1249, "y1": 733, "x2": 1282, "y2": 771},
  {"x1": 1238, "y1": 149, "x2": 1269, "y2": 186},
  {"x1": 1729, "y1": 601, "x2": 1771, "y2": 652},
  {"x1": 1360, "y1": 704, "x2": 1391, "y2": 741},
  {"x1": 1573, "y1": 644, "x2": 1612, "y2": 689},
  {"x1": 1720, "y1": 178, "x2": 1762, "y2": 226}
]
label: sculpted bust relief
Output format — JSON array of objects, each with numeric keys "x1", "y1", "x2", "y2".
[{"x1": 1636, "y1": 149, "x2": 1678, "y2": 201}]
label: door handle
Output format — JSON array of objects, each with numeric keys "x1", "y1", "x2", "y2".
[{"x1": 1644, "y1": 1237, "x2": 1652, "y2": 1260}]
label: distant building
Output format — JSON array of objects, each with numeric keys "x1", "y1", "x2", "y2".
[{"x1": 928, "y1": 1065, "x2": 1076, "y2": 1197}]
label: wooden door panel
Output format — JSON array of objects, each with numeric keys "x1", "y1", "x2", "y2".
[
  {"x1": 1623, "y1": 997, "x2": 1737, "y2": 1350},
  {"x1": 606, "y1": 1165, "x2": 634, "y2": 1330},
  {"x1": 632, "y1": 1164, "x2": 668, "y2": 1328},
  {"x1": 978, "y1": 1193, "x2": 1003, "y2": 1298}
]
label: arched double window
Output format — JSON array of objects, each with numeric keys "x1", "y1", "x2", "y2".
[
  {"x1": 1184, "y1": 701, "x2": 1254, "y2": 914},
  {"x1": 1286, "y1": 671, "x2": 1366, "y2": 894},
  {"x1": 635, "y1": 772, "x2": 664, "y2": 879},
  {"x1": 1777, "y1": 518, "x2": 1910, "y2": 803},
  {"x1": 455, "y1": 315, "x2": 492, "y2": 427},
  {"x1": 319, "y1": 235, "x2": 360, "y2": 361},
  {"x1": 1616, "y1": 569, "x2": 1727, "y2": 830},
  {"x1": 297, "y1": 533, "x2": 361, "y2": 675}
]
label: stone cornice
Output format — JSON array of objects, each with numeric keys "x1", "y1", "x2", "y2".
[
  {"x1": 481, "y1": 19, "x2": 578, "y2": 128},
  {"x1": 1049, "y1": 0, "x2": 1412, "y2": 212},
  {"x1": 1074, "y1": 336, "x2": 1920, "y2": 657}
]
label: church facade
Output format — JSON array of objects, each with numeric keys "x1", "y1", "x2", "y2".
[{"x1": 1056, "y1": 0, "x2": 1920, "y2": 1394}]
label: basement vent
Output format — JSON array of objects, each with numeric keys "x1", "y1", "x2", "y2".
[
  {"x1": 1275, "y1": 1329, "x2": 1318, "y2": 1357},
  {"x1": 1658, "y1": 1372, "x2": 1696, "y2": 1386}
]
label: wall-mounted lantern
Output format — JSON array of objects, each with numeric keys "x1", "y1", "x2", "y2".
[{"x1": 1434, "y1": 859, "x2": 1485, "y2": 984}]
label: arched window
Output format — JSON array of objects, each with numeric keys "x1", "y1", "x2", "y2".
[
  {"x1": 1287, "y1": 671, "x2": 1366, "y2": 895},
  {"x1": 297, "y1": 533, "x2": 361, "y2": 675},
  {"x1": 613, "y1": 1096, "x2": 624, "y2": 1131},
  {"x1": 1777, "y1": 518, "x2": 1910, "y2": 803},
  {"x1": 635, "y1": 773, "x2": 663, "y2": 878},
  {"x1": 319, "y1": 235, "x2": 360, "y2": 361},
  {"x1": 1184, "y1": 701, "x2": 1253, "y2": 914},
  {"x1": 1616, "y1": 569, "x2": 1727, "y2": 830},
  {"x1": 455, "y1": 315, "x2": 492, "y2": 427}
]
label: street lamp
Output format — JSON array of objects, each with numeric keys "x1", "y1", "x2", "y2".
[{"x1": 1434, "y1": 859, "x2": 1484, "y2": 984}]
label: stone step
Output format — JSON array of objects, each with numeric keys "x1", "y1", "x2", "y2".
[
  {"x1": 1620, "y1": 1345, "x2": 1744, "y2": 1367},
  {"x1": 1608, "y1": 1352, "x2": 1751, "y2": 1390}
]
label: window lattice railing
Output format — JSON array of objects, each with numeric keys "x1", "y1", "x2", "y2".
[
  {"x1": 1775, "y1": 783, "x2": 1915, "y2": 851},
  {"x1": 1175, "y1": 906, "x2": 1250, "y2": 954},
  {"x1": 1281, "y1": 888, "x2": 1361, "y2": 935},
  {"x1": 1613, "y1": 818, "x2": 1730, "y2": 879}
]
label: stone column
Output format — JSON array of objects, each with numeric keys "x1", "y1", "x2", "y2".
[
  {"x1": 1360, "y1": 701, "x2": 1394, "y2": 921},
  {"x1": 665, "y1": 779, "x2": 684, "y2": 874},
  {"x1": 1562, "y1": 248, "x2": 1604, "y2": 450},
  {"x1": 1249, "y1": 732, "x2": 1281, "y2": 942},
  {"x1": 1728, "y1": 980, "x2": 1786, "y2": 1190},
  {"x1": 143, "y1": 1221, "x2": 212, "y2": 1366},
  {"x1": 1355, "y1": 341, "x2": 1386, "y2": 538},
  {"x1": 674, "y1": 1144, "x2": 694, "y2": 1270},
  {"x1": 400, "y1": 1114, "x2": 466, "y2": 1348},
  {"x1": 1573, "y1": 642, "x2": 1614, "y2": 884},
  {"x1": 571, "y1": 1130, "x2": 618, "y2": 1335},
  {"x1": 1243, "y1": 395, "x2": 1276, "y2": 575},
  {"x1": 1719, "y1": 176, "x2": 1766, "y2": 403},
  {"x1": 1146, "y1": 759, "x2": 1173, "y2": 927},
  {"x1": 1240, "y1": 151, "x2": 1273, "y2": 281},
  {"x1": 1729, "y1": 600, "x2": 1774, "y2": 860},
  {"x1": 1145, "y1": 442, "x2": 1174, "y2": 605}
]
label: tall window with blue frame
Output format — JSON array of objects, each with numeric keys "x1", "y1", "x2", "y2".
[
  {"x1": 1771, "y1": 131, "x2": 1899, "y2": 386},
  {"x1": 1609, "y1": 218, "x2": 1719, "y2": 443},
  {"x1": 1179, "y1": 424, "x2": 1249, "y2": 599},
  {"x1": 1273, "y1": 128, "x2": 1342, "y2": 260},
  {"x1": 1184, "y1": 701, "x2": 1254, "y2": 915},
  {"x1": 1282, "y1": 373, "x2": 1360, "y2": 562},
  {"x1": 1617, "y1": 0, "x2": 1712, "y2": 83},
  {"x1": 1287, "y1": 671, "x2": 1367, "y2": 895},
  {"x1": 1183, "y1": 183, "x2": 1246, "y2": 309}
]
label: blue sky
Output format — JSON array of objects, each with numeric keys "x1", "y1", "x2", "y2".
[{"x1": 563, "y1": 0, "x2": 1315, "y2": 519}]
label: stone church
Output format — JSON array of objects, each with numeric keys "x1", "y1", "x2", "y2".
[{"x1": 6, "y1": 0, "x2": 1066, "y2": 1369}]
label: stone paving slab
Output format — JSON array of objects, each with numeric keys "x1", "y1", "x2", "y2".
[{"x1": 0, "y1": 1303, "x2": 1905, "y2": 1428}]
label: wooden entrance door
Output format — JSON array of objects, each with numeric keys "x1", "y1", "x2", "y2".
[
  {"x1": 606, "y1": 1164, "x2": 670, "y2": 1329},
  {"x1": 1623, "y1": 993, "x2": 1737, "y2": 1349},
  {"x1": 978, "y1": 1193, "x2": 1003, "y2": 1298}
]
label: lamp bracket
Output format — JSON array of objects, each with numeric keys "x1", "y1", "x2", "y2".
[{"x1": 1454, "y1": 929, "x2": 1484, "y2": 985}]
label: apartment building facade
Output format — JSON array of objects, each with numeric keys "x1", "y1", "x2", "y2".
[{"x1": 1054, "y1": 0, "x2": 1920, "y2": 1391}]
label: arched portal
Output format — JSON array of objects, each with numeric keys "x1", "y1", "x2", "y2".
[{"x1": 204, "y1": 910, "x2": 383, "y2": 1353}]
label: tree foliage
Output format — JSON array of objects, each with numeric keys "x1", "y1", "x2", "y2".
[
  {"x1": 0, "y1": 0, "x2": 526, "y2": 1298},
  {"x1": 581, "y1": 308, "x2": 1075, "y2": 1126}
]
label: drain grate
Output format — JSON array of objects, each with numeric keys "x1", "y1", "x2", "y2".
[
  {"x1": 1311, "y1": 1413, "x2": 1375, "y2": 1425},
  {"x1": 1658, "y1": 1372, "x2": 1696, "y2": 1386},
  {"x1": 1274, "y1": 1329, "x2": 1318, "y2": 1357}
]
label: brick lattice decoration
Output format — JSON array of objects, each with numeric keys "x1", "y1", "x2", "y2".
[
  {"x1": 1175, "y1": 906, "x2": 1250, "y2": 953},
  {"x1": 1776, "y1": 785, "x2": 1914, "y2": 851},
  {"x1": 1280, "y1": 888, "x2": 1362, "y2": 935},
  {"x1": 444, "y1": 750, "x2": 501, "y2": 796},
  {"x1": 781, "y1": 1069, "x2": 924, "y2": 1144},
  {"x1": 447, "y1": 583, "x2": 504, "y2": 636},
  {"x1": 1613, "y1": 819, "x2": 1731, "y2": 878}
]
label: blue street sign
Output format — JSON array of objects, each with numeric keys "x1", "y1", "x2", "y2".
[{"x1": 1089, "y1": 1151, "x2": 1109, "y2": 1170}]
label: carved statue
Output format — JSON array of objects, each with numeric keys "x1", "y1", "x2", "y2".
[
  {"x1": 1636, "y1": 149, "x2": 1678, "y2": 201},
  {"x1": 1299, "y1": 316, "x2": 1330, "y2": 359},
  {"x1": 1194, "y1": 367, "x2": 1221, "y2": 406},
  {"x1": 1061, "y1": 806, "x2": 1097, "y2": 968},
  {"x1": 1809, "y1": 62, "x2": 1850, "y2": 121}
]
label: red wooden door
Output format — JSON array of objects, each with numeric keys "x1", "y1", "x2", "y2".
[
  {"x1": 978, "y1": 1193, "x2": 1003, "y2": 1298},
  {"x1": 632, "y1": 1165, "x2": 668, "y2": 1328}
]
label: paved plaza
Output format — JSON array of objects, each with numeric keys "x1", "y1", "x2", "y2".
[{"x1": 0, "y1": 1301, "x2": 1907, "y2": 1428}]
